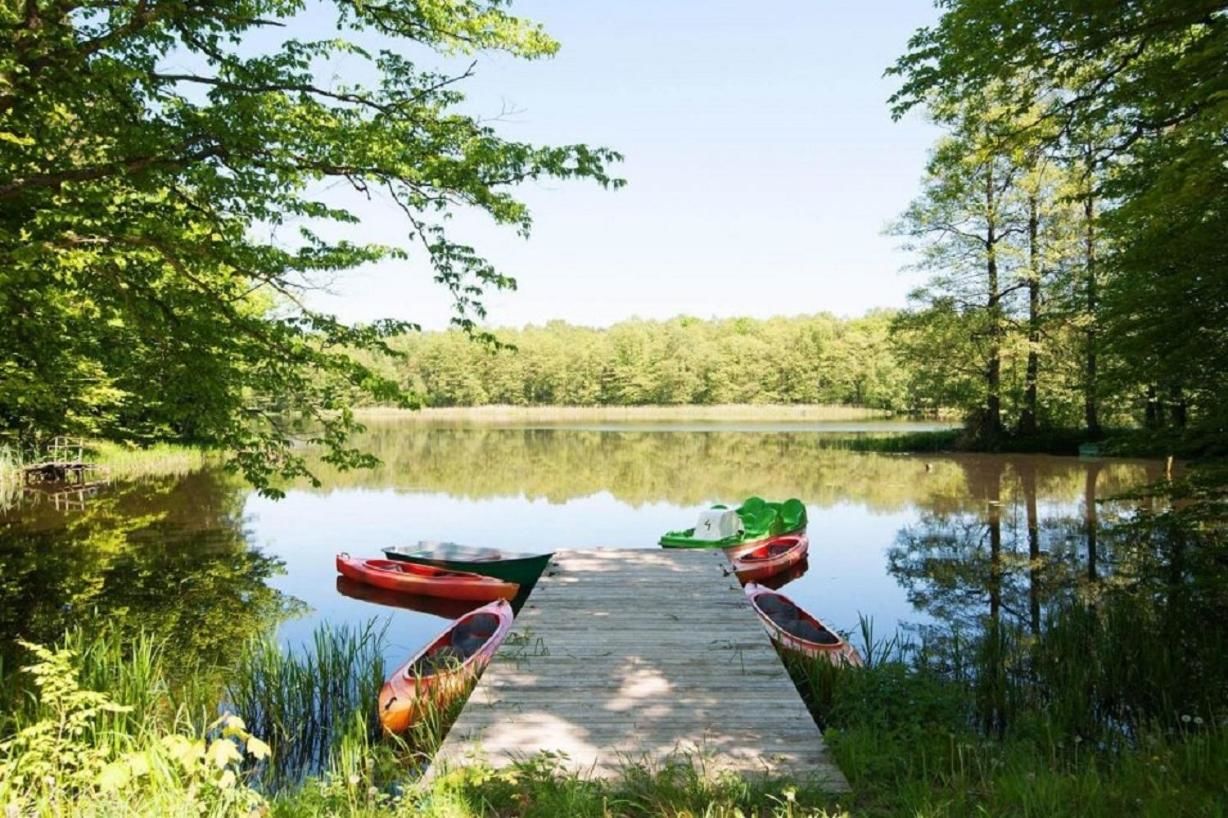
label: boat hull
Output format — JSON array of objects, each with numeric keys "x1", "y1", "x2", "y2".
[
  {"x1": 660, "y1": 524, "x2": 806, "y2": 552},
  {"x1": 659, "y1": 497, "x2": 808, "y2": 550},
  {"x1": 744, "y1": 583, "x2": 862, "y2": 667},
  {"x1": 335, "y1": 576, "x2": 483, "y2": 620},
  {"x1": 381, "y1": 545, "x2": 551, "y2": 588},
  {"x1": 731, "y1": 534, "x2": 809, "y2": 582},
  {"x1": 379, "y1": 599, "x2": 513, "y2": 733},
  {"x1": 336, "y1": 555, "x2": 519, "y2": 602}
]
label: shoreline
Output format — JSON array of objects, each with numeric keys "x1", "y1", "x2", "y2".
[{"x1": 353, "y1": 404, "x2": 912, "y2": 424}]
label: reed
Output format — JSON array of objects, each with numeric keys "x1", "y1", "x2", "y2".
[
  {"x1": 88, "y1": 440, "x2": 209, "y2": 479},
  {"x1": 225, "y1": 620, "x2": 389, "y2": 789}
]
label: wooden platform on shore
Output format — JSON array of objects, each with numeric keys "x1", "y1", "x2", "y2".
[{"x1": 430, "y1": 549, "x2": 849, "y2": 790}]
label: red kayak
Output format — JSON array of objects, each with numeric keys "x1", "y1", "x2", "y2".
[
  {"x1": 334, "y1": 576, "x2": 483, "y2": 620},
  {"x1": 378, "y1": 599, "x2": 513, "y2": 733},
  {"x1": 336, "y1": 554, "x2": 519, "y2": 602},
  {"x1": 744, "y1": 582, "x2": 862, "y2": 666},
  {"x1": 730, "y1": 534, "x2": 809, "y2": 582}
]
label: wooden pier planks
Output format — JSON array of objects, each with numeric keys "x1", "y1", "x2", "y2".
[{"x1": 431, "y1": 548, "x2": 849, "y2": 790}]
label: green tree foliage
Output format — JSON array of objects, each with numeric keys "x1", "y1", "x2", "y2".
[
  {"x1": 888, "y1": 0, "x2": 1228, "y2": 443},
  {"x1": 0, "y1": 0, "x2": 621, "y2": 492},
  {"x1": 354, "y1": 313, "x2": 911, "y2": 411}
]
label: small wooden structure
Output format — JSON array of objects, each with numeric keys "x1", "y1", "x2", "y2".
[
  {"x1": 20, "y1": 437, "x2": 106, "y2": 489},
  {"x1": 431, "y1": 549, "x2": 849, "y2": 789}
]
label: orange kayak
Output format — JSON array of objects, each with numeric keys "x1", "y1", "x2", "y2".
[
  {"x1": 334, "y1": 576, "x2": 484, "y2": 620},
  {"x1": 335, "y1": 554, "x2": 519, "y2": 602},
  {"x1": 744, "y1": 582, "x2": 862, "y2": 667},
  {"x1": 730, "y1": 534, "x2": 809, "y2": 582},
  {"x1": 378, "y1": 599, "x2": 513, "y2": 733}
]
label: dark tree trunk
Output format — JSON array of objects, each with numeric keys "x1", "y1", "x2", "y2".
[
  {"x1": 1169, "y1": 384, "x2": 1187, "y2": 428},
  {"x1": 1019, "y1": 194, "x2": 1042, "y2": 435},
  {"x1": 1144, "y1": 384, "x2": 1163, "y2": 429},
  {"x1": 1083, "y1": 155, "x2": 1101, "y2": 438},
  {"x1": 984, "y1": 164, "x2": 1003, "y2": 441}
]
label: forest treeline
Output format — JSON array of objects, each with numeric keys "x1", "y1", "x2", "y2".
[
  {"x1": 349, "y1": 300, "x2": 1188, "y2": 433},
  {"x1": 351, "y1": 313, "x2": 910, "y2": 410}
]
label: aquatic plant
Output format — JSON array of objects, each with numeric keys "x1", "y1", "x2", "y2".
[{"x1": 225, "y1": 620, "x2": 389, "y2": 788}]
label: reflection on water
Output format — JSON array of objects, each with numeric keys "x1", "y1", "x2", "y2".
[
  {"x1": 0, "y1": 471, "x2": 291, "y2": 679},
  {"x1": 0, "y1": 422, "x2": 1167, "y2": 689}
]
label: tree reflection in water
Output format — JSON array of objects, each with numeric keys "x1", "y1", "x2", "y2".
[
  {"x1": 888, "y1": 456, "x2": 1226, "y2": 742},
  {"x1": 0, "y1": 470, "x2": 293, "y2": 692}
]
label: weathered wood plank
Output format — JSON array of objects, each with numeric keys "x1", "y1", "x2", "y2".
[{"x1": 429, "y1": 549, "x2": 848, "y2": 790}]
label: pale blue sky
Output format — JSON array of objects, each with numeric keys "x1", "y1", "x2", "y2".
[{"x1": 303, "y1": 1, "x2": 942, "y2": 329}]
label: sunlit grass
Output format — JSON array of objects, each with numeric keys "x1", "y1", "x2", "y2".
[{"x1": 88, "y1": 440, "x2": 209, "y2": 480}]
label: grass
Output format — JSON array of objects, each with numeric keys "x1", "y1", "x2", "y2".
[
  {"x1": 225, "y1": 620, "x2": 391, "y2": 789},
  {"x1": 87, "y1": 440, "x2": 209, "y2": 480},
  {"x1": 0, "y1": 438, "x2": 209, "y2": 511},
  {"x1": 354, "y1": 404, "x2": 895, "y2": 424}
]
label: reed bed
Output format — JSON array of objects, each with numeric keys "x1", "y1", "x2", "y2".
[
  {"x1": 88, "y1": 440, "x2": 209, "y2": 479},
  {"x1": 226, "y1": 620, "x2": 389, "y2": 789}
]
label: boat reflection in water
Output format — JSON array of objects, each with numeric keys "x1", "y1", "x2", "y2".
[
  {"x1": 334, "y1": 575, "x2": 483, "y2": 620},
  {"x1": 754, "y1": 556, "x2": 810, "y2": 591}
]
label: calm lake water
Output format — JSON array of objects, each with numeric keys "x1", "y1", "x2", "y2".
[{"x1": 0, "y1": 421, "x2": 1167, "y2": 678}]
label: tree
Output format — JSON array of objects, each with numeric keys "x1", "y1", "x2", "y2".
[
  {"x1": 0, "y1": 0, "x2": 621, "y2": 492},
  {"x1": 892, "y1": 105, "x2": 1026, "y2": 441},
  {"x1": 889, "y1": 0, "x2": 1228, "y2": 440}
]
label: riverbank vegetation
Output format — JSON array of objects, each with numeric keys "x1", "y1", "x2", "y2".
[{"x1": 3, "y1": 466, "x2": 1223, "y2": 816}]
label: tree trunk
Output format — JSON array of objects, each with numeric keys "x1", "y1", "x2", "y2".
[
  {"x1": 1168, "y1": 384, "x2": 1187, "y2": 428},
  {"x1": 1083, "y1": 155, "x2": 1101, "y2": 438},
  {"x1": 1019, "y1": 193, "x2": 1041, "y2": 435},
  {"x1": 984, "y1": 164, "x2": 1003, "y2": 441},
  {"x1": 1145, "y1": 384, "x2": 1163, "y2": 429}
]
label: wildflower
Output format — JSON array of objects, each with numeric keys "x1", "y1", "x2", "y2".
[
  {"x1": 1194, "y1": 716, "x2": 1204, "y2": 726},
  {"x1": 368, "y1": 786, "x2": 379, "y2": 797},
  {"x1": 1181, "y1": 714, "x2": 1192, "y2": 723},
  {"x1": 348, "y1": 774, "x2": 360, "y2": 787}
]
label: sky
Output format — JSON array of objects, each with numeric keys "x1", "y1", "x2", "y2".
[{"x1": 302, "y1": 1, "x2": 943, "y2": 330}]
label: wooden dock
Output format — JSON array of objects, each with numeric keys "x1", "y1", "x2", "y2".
[{"x1": 431, "y1": 549, "x2": 849, "y2": 790}]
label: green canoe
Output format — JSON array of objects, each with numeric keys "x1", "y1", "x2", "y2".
[
  {"x1": 659, "y1": 496, "x2": 808, "y2": 549},
  {"x1": 381, "y1": 542, "x2": 552, "y2": 588}
]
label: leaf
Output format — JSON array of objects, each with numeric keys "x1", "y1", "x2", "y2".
[
  {"x1": 207, "y1": 738, "x2": 242, "y2": 769},
  {"x1": 246, "y1": 736, "x2": 272, "y2": 761},
  {"x1": 96, "y1": 761, "x2": 130, "y2": 791}
]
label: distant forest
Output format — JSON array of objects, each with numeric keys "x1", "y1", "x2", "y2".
[
  {"x1": 352, "y1": 314, "x2": 904, "y2": 410},
  {"x1": 351, "y1": 310, "x2": 1140, "y2": 426}
]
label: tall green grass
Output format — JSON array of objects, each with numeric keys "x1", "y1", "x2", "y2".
[
  {"x1": 225, "y1": 620, "x2": 389, "y2": 789},
  {"x1": 781, "y1": 576, "x2": 1228, "y2": 816}
]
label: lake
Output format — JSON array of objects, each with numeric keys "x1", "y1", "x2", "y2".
[{"x1": 0, "y1": 420, "x2": 1166, "y2": 684}]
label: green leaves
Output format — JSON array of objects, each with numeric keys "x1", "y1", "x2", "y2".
[
  {"x1": 889, "y1": 0, "x2": 1228, "y2": 440},
  {"x1": 0, "y1": 0, "x2": 621, "y2": 490}
]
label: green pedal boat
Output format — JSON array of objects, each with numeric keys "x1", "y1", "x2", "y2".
[{"x1": 659, "y1": 496, "x2": 807, "y2": 551}]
